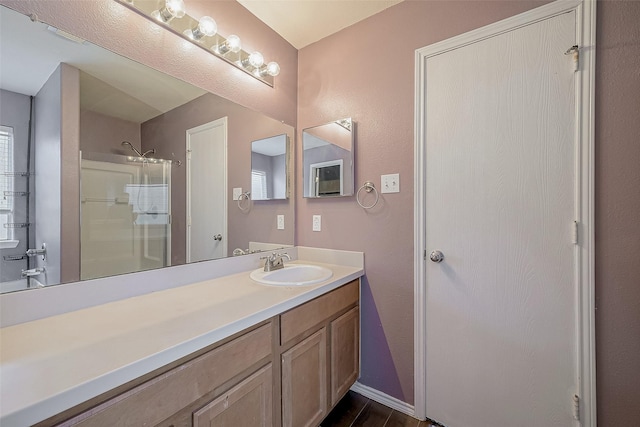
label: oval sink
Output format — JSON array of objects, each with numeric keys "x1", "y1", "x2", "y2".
[{"x1": 250, "y1": 264, "x2": 333, "y2": 286}]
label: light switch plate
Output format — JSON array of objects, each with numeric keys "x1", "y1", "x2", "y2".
[
  {"x1": 233, "y1": 187, "x2": 242, "y2": 201},
  {"x1": 277, "y1": 215, "x2": 285, "y2": 230},
  {"x1": 312, "y1": 215, "x2": 321, "y2": 232},
  {"x1": 381, "y1": 173, "x2": 400, "y2": 193}
]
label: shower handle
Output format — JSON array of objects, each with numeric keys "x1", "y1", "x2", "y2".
[{"x1": 213, "y1": 234, "x2": 223, "y2": 241}]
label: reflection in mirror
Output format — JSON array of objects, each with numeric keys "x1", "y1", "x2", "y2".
[
  {"x1": 251, "y1": 134, "x2": 289, "y2": 201},
  {"x1": 80, "y1": 152, "x2": 172, "y2": 281},
  {"x1": 0, "y1": 4, "x2": 294, "y2": 293},
  {"x1": 302, "y1": 118, "x2": 354, "y2": 198}
]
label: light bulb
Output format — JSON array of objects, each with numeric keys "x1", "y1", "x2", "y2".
[
  {"x1": 166, "y1": 0, "x2": 186, "y2": 18},
  {"x1": 248, "y1": 51, "x2": 264, "y2": 68},
  {"x1": 215, "y1": 34, "x2": 242, "y2": 55},
  {"x1": 152, "y1": 0, "x2": 185, "y2": 23},
  {"x1": 197, "y1": 16, "x2": 217, "y2": 37},
  {"x1": 266, "y1": 61, "x2": 280, "y2": 77},
  {"x1": 227, "y1": 35, "x2": 242, "y2": 53},
  {"x1": 185, "y1": 16, "x2": 217, "y2": 40}
]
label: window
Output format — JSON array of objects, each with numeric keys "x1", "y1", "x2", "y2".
[
  {"x1": 251, "y1": 169, "x2": 267, "y2": 200},
  {"x1": 0, "y1": 126, "x2": 14, "y2": 241}
]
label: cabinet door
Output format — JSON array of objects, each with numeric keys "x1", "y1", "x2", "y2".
[
  {"x1": 281, "y1": 329, "x2": 327, "y2": 427},
  {"x1": 330, "y1": 307, "x2": 359, "y2": 405},
  {"x1": 193, "y1": 364, "x2": 272, "y2": 427}
]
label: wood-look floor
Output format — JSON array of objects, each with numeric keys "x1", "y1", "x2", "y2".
[{"x1": 320, "y1": 391, "x2": 436, "y2": 427}]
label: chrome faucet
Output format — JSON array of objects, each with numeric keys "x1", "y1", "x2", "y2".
[
  {"x1": 26, "y1": 243, "x2": 47, "y2": 261},
  {"x1": 261, "y1": 252, "x2": 291, "y2": 272},
  {"x1": 22, "y1": 267, "x2": 45, "y2": 278}
]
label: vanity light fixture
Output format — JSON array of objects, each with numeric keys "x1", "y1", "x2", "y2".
[{"x1": 115, "y1": 0, "x2": 280, "y2": 87}]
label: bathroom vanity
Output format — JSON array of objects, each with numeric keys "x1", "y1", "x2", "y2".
[{"x1": 0, "y1": 249, "x2": 363, "y2": 427}]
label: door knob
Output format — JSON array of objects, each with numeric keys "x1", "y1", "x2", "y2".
[
  {"x1": 429, "y1": 250, "x2": 444, "y2": 263},
  {"x1": 213, "y1": 234, "x2": 222, "y2": 241}
]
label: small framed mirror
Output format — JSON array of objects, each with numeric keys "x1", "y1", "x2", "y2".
[
  {"x1": 251, "y1": 134, "x2": 289, "y2": 200},
  {"x1": 302, "y1": 118, "x2": 354, "y2": 198}
]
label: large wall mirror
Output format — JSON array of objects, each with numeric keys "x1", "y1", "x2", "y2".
[
  {"x1": 302, "y1": 118, "x2": 354, "y2": 198},
  {"x1": 0, "y1": 4, "x2": 294, "y2": 294}
]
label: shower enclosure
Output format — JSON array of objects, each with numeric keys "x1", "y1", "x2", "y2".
[{"x1": 80, "y1": 151, "x2": 171, "y2": 280}]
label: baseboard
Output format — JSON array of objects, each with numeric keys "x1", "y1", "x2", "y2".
[{"x1": 350, "y1": 382, "x2": 417, "y2": 419}]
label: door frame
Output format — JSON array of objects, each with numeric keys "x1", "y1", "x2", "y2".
[
  {"x1": 186, "y1": 117, "x2": 228, "y2": 263},
  {"x1": 413, "y1": 0, "x2": 596, "y2": 424}
]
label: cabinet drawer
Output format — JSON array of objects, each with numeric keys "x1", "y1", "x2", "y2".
[
  {"x1": 280, "y1": 280, "x2": 359, "y2": 344},
  {"x1": 59, "y1": 323, "x2": 272, "y2": 426}
]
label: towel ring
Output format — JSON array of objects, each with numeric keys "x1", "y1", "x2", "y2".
[
  {"x1": 356, "y1": 181, "x2": 379, "y2": 209},
  {"x1": 237, "y1": 191, "x2": 251, "y2": 211}
]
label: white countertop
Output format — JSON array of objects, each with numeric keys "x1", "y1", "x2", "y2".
[{"x1": 0, "y1": 252, "x2": 363, "y2": 426}]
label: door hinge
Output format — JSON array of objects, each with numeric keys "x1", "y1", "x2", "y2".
[
  {"x1": 565, "y1": 45, "x2": 579, "y2": 72},
  {"x1": 572, "y1": 221, "x2": 579, "y2": 245},
  {"x1": 573, "y1": 394, "x2": 580, "y2": 420}
]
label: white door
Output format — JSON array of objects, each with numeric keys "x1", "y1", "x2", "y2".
[
  {"x1": 186, "y1": 118, "x2": 227, "y2": 263},
  {"x1": 423, "y1": 12, "x2": 580, "y2": 427}
]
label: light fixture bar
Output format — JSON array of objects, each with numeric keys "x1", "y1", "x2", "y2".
[{"x1": 115, "y1": 0, "x2": 278, "y2": 87}]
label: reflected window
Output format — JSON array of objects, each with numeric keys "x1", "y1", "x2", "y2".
[
  {"x1": 0, "y1": 126, "x2": 14, "y2": 241},
  {"x1": 252, "y1": 170, "x2": 267, "y2": 200}
]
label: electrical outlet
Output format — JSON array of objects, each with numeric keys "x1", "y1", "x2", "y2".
[
  {"x1": 312, "y1": 215, "x2": 321, "y2": 232},
  {"x1": 233, "y1": 187, "x2": 242, "y2": 201},
  {"x1": 381, "y1": 173, "x2": 400, "y2": 193},
  {"x1": 277, "y1": 215, "x2": 285, "y2": 230}
]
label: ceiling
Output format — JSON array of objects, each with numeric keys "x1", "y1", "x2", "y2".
[{"x1": 237, "y1": 0, "x2": 403, "y2": 49}]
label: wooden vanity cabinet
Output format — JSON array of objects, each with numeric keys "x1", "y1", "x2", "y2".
[
  {"x1": 47, "y1": 323, "x2": 273, "y2": 427},
  {"x1": 42, "y1": 279, "x2": 360, "y2": 427},
  {"x1": 280, "y1": 280, "x2": 360, "y2": 427}
]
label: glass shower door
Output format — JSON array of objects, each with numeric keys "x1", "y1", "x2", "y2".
[{"x1": 80, "y1": 152, "x2": 171, "y2": 280}]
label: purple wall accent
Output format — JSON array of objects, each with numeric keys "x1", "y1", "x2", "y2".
[
  {"x1": 595, "y1": 1, "x2": 640, "y2": 425},
  {"x1": 0, "y1": 0, "x2": 298, "y2": 127},
  {"x1": 80, "y1": 109, "x2": 141, "y2": 155},
  {"x1": 141, "y1": 93, "x2": 294, "y2": 265},
  {"x1": 297, "y1": 0, "x2": 551, "y2": 405}
]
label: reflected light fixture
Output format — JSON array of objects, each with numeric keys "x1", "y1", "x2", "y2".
[
  {"x1": 115, "y1": 0, "x2": 280, "y2": 86},
  {"x1": 151, "y1": 0, "x2": 186, "y2": 23},
  {"x1": 185, "y1": 16, "x2": 217, "y2": 41}
]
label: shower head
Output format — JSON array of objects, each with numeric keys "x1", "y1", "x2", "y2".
[{"x1": 121, "y1": 141, "x2": 143, "y2": 157}]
